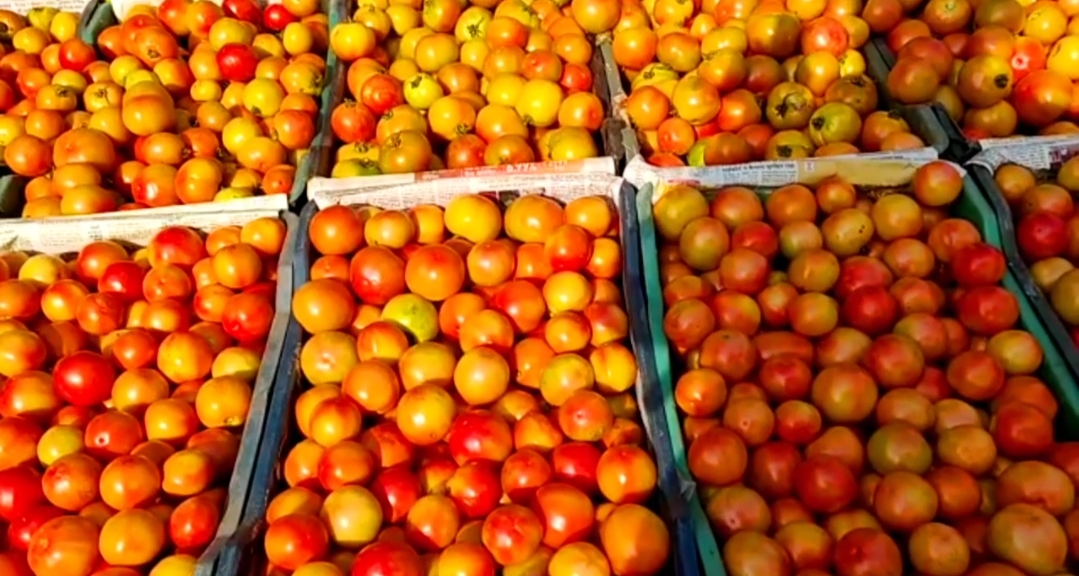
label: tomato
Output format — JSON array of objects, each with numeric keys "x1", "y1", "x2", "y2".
[
  {"x1": 1011, "y1": 36, "x2": 1048, "y2": 81},
  {"x1": 332, "y1": 101, "x2": 378, "y2": 144},
  {"x1": 157, "y1": 0, "x2": 191, "y2": 36},
  {"x1": 658, "y1": 117, "x2": 697, "y2": 155},
  {"x1": 4, "y1": 135, "x2": 52, "y2": 177},
  {"x1": 803, "y1": 16, "x2": 849, "y2": 56},
  {"x1": 672, "y1": 75, "x2": 721, "y2": 125},
  {"x1": 132, "y1": 26, "x2": 180, "y2": 68},
  {"x1": 445, "y1": 134, "x2": 487, "y2": 169},
  {"x1": 223, "y1": 0, "x2": 261, "y2": 23},
  {"x1": 53, "y1": 351, "x2": 116, "y2": 407},
  {"x1": 264, "y1": 4, "x2": 298, "y2": 32},
  {"x1": 0, "y1": 466, "x2": 45, "y2": 522},
  {"x1": 361, "y1": 73, "x2": 406, "y2": 114},
  {"x1": 612, "y1": 27, "x2": 658, "y2": 71},
  {"x1": 217, "y1": 43, "x2": 258, "y2": 82},
  {"x1": 58, "y1": 39, "x2": 96, "y2": 72},
  {"x1": 625, "y1": 86, "x2": 670, "y2": 130},
  {"x1": 428, "y1": 96, "x2": 477, "y2": 140},
  {"x1": 560, "y1": 62, "x2": 593, "y2": 93},
  {"x1": 379, "y1": 130, "x2": 433, "y2": 173}
]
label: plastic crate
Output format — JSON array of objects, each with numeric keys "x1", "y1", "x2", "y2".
[
  {"x1": 0, "y1": 201, "x2": 297, "y2": 576},
  {"x1": 220, "y1": 178, "x2": 696, "y2": 576},
  {"x1": 310, "y1": 41, "x2": 630, "y2": 206},
  {"x1": 633, "y1": 165, "x2": 1079, "y2": 576},
  {"x1": 0, "y1": 0, "x2": 339, "y2": 217},
  {"x1": 969, "y1": 163, "x2": 1079, "y2": 434},
  {"x1": 598, "y1": 35, "x2": 950, "y2": 167},
  {"x1": 864, "y1": 38, "x2": 980, "y2": 164}
]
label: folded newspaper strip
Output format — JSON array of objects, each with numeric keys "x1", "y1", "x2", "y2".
[
  {"x1": 311, "y1": 171, "x2": 627, "y2": 210},
  {"x1": 623, "y1": 148, "x2": 946, "y2": 197},
  {"x1": 0, "y1": 194, "x2": 288, "y2": 254},
  {"x1": 968, "y1": 135, "x2": 1079, "y2": 171},
  {"x1": 307, "y1": 156, "x2": 618, "y2": 204},
  {"x1": 0, "y1": 0, "x2": 90, "y2": 14}
]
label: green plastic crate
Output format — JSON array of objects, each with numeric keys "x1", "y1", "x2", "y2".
[{"x1": 634, "y1": 168, "x2": 1079, "y2": 576}]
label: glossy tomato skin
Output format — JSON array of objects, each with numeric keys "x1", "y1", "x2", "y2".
[
  {"x1": 331, "y1": 102, "x2": 378, "y2": 144},
  {"x1": 217, "y1": 44, "x2": 258, "y2": 83},
  {"x1": 1011, "y1": 37, "x2": 1047, "y2": 82},
  {"x1": 53, "y1": 351, "x2": 117, "y2": 406},
  {"x1": 223, "y1": 0, "x2": 261, "y2": 23},
  {"x1": 351, "y1": 541, "x2": 425, "y2": 576},
  {"x1": 7, "y1": 505, "x2": 64, "y2": 550},
  {"x1": 361, "y1": 74, "x2": 405, "y2": 115},
  {"x1": 263, "y1": 4, "x2": 298, "y2": 31},
  {"x1": 0, "y1": 466, "x2": 45, "y2": 522},
  {"x1": 58, "y1": 40, "x2": 96, "y2": 72},
  {"x1": 560, "y1": 63, "x2": 594, "y2": 93}
]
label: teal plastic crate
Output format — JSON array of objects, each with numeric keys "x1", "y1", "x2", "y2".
[
  {"x1": 864, "y1": 39, "x2": 979, "y2": 164},
  {"x1": 969, "y1": 162, "x2": 1079, "y2": 435},
  {"x1": 633, "y1": 168, "x2": 1079, "y2": 576}
]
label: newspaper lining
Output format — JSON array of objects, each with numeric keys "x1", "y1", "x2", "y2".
[
  {"x1": 623, "y1": 148, "x2": 952, "y2": 201},
  {"x1": 0, "y1": 194, "x2": 288, "y2": 254},
  {"x1": 968, "y1": 135, "x2": 1079, "y2": 171},
  {"x1": 0, "y1": 0, "x2": 91, "y2": 14},
  {"x1": 311, "y1": 171, "x2": 626, "y2": 210},
  {"x1": 307, "y1": 157, "x2": 618, "y2": 205}
]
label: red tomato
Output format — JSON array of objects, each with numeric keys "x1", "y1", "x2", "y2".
[
  {"x1": 52, "y1": 351, "x2": 116, "y2": 407},
  {"x1": 217, "y1": 44, "x2": 259, "y2": 83},
  {"x1": 331, "y1": 101, "x2": 378, "y2": 143},
  {"x1": 263, "y1": 4, "x2": 298, "y2": 31},
  {"x1": 361, "y1": 74, "x2": 405, "y2": 115},
  {"x1": 58, "y1": 40, "x2": 96, "y2": 72},
  {"x1": 223, "y1": 0, "x2": 261, "y2": 23}
]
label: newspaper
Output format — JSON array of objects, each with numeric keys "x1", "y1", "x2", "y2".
[
  {"x1": 312, "y1": 171, "x2": 626, "y2": 210},
  {"x1": 968, "y1": 135, "x2": 1079, "y2": 171},
  {"x1": 0, "y1": 0, "x2": 90, "y2": 13},
  {"x1": 0, "y1": 194, "x2": 288, "y2": 254},
  {"x1": 307, "y1": 157, "x2": 618, "y2": 205},
  {"x1": 623, "y1": 148, "x2": 950, "y2": 200}
]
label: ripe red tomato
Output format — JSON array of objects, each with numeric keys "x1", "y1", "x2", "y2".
[
  {"x1": 52, "y1": 351, "x2": 116, "y2": 406},
  {"x1": 263, "y1": 4, "x2": 298, "y2": 31},
  {"x1": 331, "y1": 102, "x2": 378, "y2": 144},
  {"x1": 0, "y1": 466, "x2": 45, "y2": 522},
  {"x1": 361, "y1": 74, "x2": 405, "y2": 115},
  {"x1": 223, "y1": 0, "x2": 261, "y2": 23},
  {"x1": 217, "y1": 44, "x2": 259, "y2": 83},
  {"x1": 6, "y1": 505, "x2": 63, "y2": 550},
  {"x1": 560, "y1": 63, "x2": 593, "y2": 94},
  {"x1": 1011, "y1": 37, "x2": 1048, "y2": 82},
  {"x1": 58, "y1": 40, "x2": 96, "y2": 72}
]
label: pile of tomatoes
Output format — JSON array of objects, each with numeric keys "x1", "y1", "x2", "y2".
[
  {"x1": 0, "y1": 216, "x2": 287, "y2": 576},
  {"x1": 324, "y1": 0, "x2": 613, "y2": 177},
  {"x1": 0, "y1": 0, "x2": 328, "y2": 218},
  {"x1": 270, "y1": 193, "x2": 671, "y2": 576},
  {"x1": 609, "y1": 0, "x2": 933, "y2": 166},
  {"x1": 655, "y1": 160, "x2": 1079, "y2": 575},
  {"x1": 999, "y1": 156, "x2": 1079, "y2": 345},
  {"x1": 881, "y1": 0, "x2": 1079, "y2": 138}
]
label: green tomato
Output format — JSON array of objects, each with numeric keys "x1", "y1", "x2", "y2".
[{"x1": 403, "y1": 72, "x2": 444, "y2": 110}]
